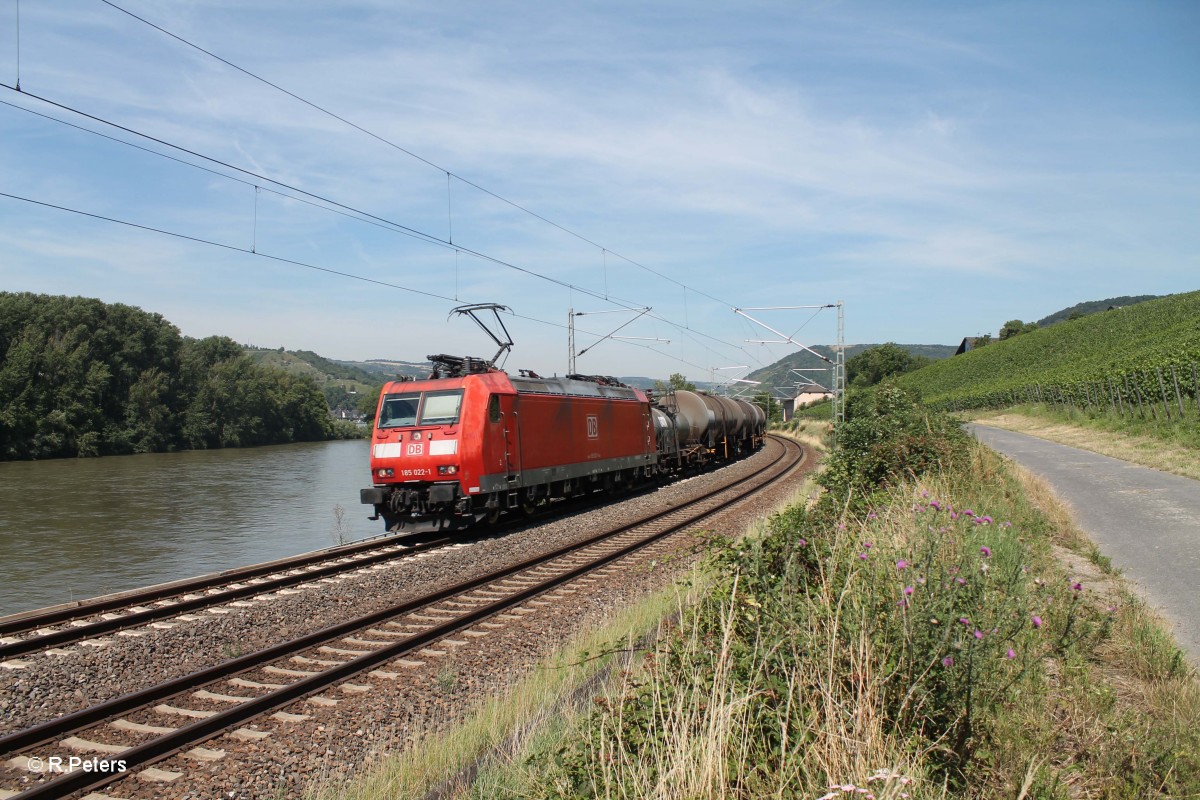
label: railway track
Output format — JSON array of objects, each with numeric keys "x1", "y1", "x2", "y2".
[
  {"x1": 0, "y1": 436, "x2": 803, "y2": 799},
  {"x1": 0, "y1": 465, "x2": 690, "y2": 662},
  {"x1": 0, "y1": 531, "x2": 455, "y2": 663}
]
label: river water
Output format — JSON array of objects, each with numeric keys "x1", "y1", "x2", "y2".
[{"x1": 0, "y1": 439, "x2": 379, "y2": 618}]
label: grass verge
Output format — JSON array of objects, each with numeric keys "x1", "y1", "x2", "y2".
[
  {"x1": 454, "y1": 388, "x2": 1199, "y2": 799},
  {"x1": 967, "y1": 404, "x2": 1200, "y2": 482},
  {"x1": 305, "y1": 477, "x2": 822, "y2": 800},
  {"x1": 303, "y1": 580, "x2": 699, "y2": 800}
]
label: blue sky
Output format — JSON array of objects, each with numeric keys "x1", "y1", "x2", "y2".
[{"x1": 1, "y1": 0, "x2": 1196, "y2": 384}]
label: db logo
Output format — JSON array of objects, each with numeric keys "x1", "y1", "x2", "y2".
[
  {"x1": 406, "y1": 443, "x2": 424, "y2": 456},
  {"x1": 586, "y1": 415, "x2": 599, "y2": 439}
]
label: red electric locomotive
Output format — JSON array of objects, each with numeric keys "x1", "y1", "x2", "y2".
[{"x1": 360, "y1": 354, "x2": 657, "y2": 532}]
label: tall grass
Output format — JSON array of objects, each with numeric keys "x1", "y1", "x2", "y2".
[
  {"x1": 513, "y1": 450, "x2": 1119, "y2": 799},
  {"x1": 466, "y1": 397, "x2": 1199, "y2": 799},
  {"x1": 986, "y1": 402, "x2": 1200, "y2": 452},
  {"x1": 314, "y1": 388, "x2": 1200, "y2": 799}
]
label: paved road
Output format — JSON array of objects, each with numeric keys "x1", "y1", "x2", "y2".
[{"x1": 967, "y1": 424, "x2": 1200, "y2": 665}]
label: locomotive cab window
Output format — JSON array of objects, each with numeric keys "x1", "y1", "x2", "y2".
[
  {"x1": 380, "y1": 393, "x2": 420, "y2": 428},
  {"x1": 487, "y1": 395, "x2": 501, "y2": 423},
  {"x1": 419, "y1": 390, "x2": 464, "y2": 425}
]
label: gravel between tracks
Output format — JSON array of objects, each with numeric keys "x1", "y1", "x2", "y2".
[{"x1": 1, "y1": 441, "x2": 817, "y2": 798}]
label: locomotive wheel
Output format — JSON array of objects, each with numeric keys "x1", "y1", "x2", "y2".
[
  {"x1": 486, "y1": 506, "x2": 502, "y2": 525},
  {"x1": 521, "y1": 498, "x2": 540, "y2": 516}
]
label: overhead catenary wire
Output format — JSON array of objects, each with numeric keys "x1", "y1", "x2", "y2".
[
  {"x1": 0, "y1": 81, "x2": 635, "y2": 312},
  {"x1": 0, "y1": 83, "x2": 769, "y2": 371},
  {"x1": 13, "y1": 0, "x2": 20, "y2": 91},
  {"x1": 0, "y1": 190, "x2": 720, "y2": 375},
  {"x1": 96, "y1": 0, "x2": 737, "y2": 311},
  {"x1": 0, "y1": 190, "x2": 454, "y2": 302},
  {"x1": 4, "y1": 0, "x2": 798, "y2": 374}
]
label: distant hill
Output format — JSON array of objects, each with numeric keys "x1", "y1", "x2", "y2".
[
  {"x1": 899, "y1": 290, "x2": 1200, "y2": 410},
  {"x1": 356, "y1": 359, "x2": 432, "y2": 380},
  {"x1": 243, "y1": 349, "x2": 429, "y2": 416},
  {"x1": 746, "y1": 344, "x2": 957, "y2": 394},
  {"x1": 1036, "y1": 295, "x2": 1163, "y2": 327}
]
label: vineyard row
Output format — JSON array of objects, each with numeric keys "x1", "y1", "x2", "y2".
[{"x1": 930, "y1": 362, "x2": 1200, "y2": 421}]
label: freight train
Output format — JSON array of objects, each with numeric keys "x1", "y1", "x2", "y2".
[{"x1": 359, "y1": 354, "x2": 766, "y2": 532}]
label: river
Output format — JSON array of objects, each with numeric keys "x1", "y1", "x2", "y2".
[{"x1": 0, "y1": 439, "x2": 378, "y2": 618}]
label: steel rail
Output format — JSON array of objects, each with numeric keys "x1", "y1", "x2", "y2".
[
  {"x1": 0, "y1": 448, "x2": 739, "y2": 643},
  {"x1": 0, "y1": 530, "x2": 446, "y2": 636},
  {"x1": 3, "y1": 437, "x2": 801, "y2": 799},
  {"x1": 0, "y1": 535, "x2": 454, "y2": 660}
]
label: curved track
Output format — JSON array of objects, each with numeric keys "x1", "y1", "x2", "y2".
[
  {"x1": 0, "y1": 436, "x2": 804, "y2": 799},
  {"x1": 0, "y1": 532, "x2": 453, "y2": 661},
  {"x1": 0, "y1": 459, "x2": 728, "y2": 661}
]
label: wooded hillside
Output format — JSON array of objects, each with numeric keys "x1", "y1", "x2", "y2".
[{"x1": 0, "y1": 293, "x2": 342, "y2": 460}]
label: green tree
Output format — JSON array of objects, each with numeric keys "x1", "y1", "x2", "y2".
[
  {"x1": 998, "y1": 319, "x2": 1038, "y2": 340},
  {"x1": 846, "y1": 343, "x2": 932, "y2": 388},
  {"x1": 0, "y1": 293, "x2": 341, "y2": 460},
  {"x1": 358, "y1": 384, "x2": 385, "y2": 421},
  {"x1": 654, "y1": 372, "x2": 697, "y2": 393},
  {"x1": 752, "y1": 391, "x2": 783, "y2": 424}
]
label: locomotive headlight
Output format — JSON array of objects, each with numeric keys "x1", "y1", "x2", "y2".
[
  {"x1": 437, "y1": 465, "x2": 459, "y2": 475},
  {"x1": 377, "y1": 468, "x2": 394, "y2": 478}
]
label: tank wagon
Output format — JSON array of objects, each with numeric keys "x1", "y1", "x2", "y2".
[{"x1": 360, "y1": 357, "x2": 766, "y2": 532}]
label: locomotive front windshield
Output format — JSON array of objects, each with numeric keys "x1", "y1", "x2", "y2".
[
  {"x1": 379, "y1": 390, "x2": 464, "y2": 428},
  {"x1": 419, "y1": 390, "x2": 464, "y2": 424}
]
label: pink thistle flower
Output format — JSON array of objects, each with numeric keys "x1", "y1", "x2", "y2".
[
  {"x1": 980, "y1": 546, "x2": 992, "y2": 557},
  {"x1": 859, "y1": 553, "x2": 868, "y2": 560},
  {"x1": 904, "y1": 586, "x2": 914, "y2": 595},
  {"x1": 922, "y1": 491, "x2": 930, "y2": 498},
  {"x1": 798, "y1": 539, "x2": 807, "y2": 547},
  {"x1": 897, "y1": 599, "x2": 909, "y2": 608},
  {"x1": 974, "y1": 629, "x2": 984, "y2": 639},
  {"x1": 1002, "y1": 521, "x2": 1012, "y2": 528},
  {"x1": 1006, "y1": 648, "x2": 1016, "y2": 659},
  {"x1": 867, "y1": 512, "x2": 877, "y2": 519},
  {"x1": 929, "y1": 500, "x2": 941, "y2": 510},
  {"x1": 1072, "y1": 582, "x2": 1083, "y2": 592},
  {"x1": 1031, "y1": 615, "x2": 1043, "y2": 628},
  {"x1": 864, "y1": 541, "x2": 873, "y2": 549},
  {"x1": 981, "y1": 516, "x2": 993, "y2": 524},
  {"x1": 896, "y1": 559, "x2": 908, "y2": 570},
  {"x1": 942, "y1": 656, "x2": 954, "y2": 667},
  {"x1": 959, "y1": 617, "x2": 970, "y2": 626},
  {"x1": 837, "y1": 522, "x2": 846, "y2": 530},
  {"x1": 955, "y1": 577, "x2": 966, "y2": 585},
  {"x1": 950, "y1": 512, "x2": 958, "y2": 520},
  {"x1": 964, "y1": 509, "x2": 975, "y2": 517}
]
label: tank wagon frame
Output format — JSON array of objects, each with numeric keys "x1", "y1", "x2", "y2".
[{"x1": 361, "y1": 358, "x2": 766, "y2": 532}]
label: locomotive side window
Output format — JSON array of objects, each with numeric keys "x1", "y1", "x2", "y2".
[
  {"x1": 488, "y1": 395, "x2": 501, "y2": 423},
  {"x1": 419, "y1": 390, "x2": 464, "y2": 425},
  {"x1": 379, "y1": 393, "x2": 420, "y2": 428}
]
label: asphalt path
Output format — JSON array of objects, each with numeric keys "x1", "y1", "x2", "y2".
[{"x1": 967, "y1": 423, "x2": 1200, "y2": 665}]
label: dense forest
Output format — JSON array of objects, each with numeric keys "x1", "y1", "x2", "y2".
[
  {"x1": 1035, "y1": 294, "x2": 1162, "y2": 327},
  {"x1": 0, "y1": 292, "x2": 351, "y2": 460}
]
